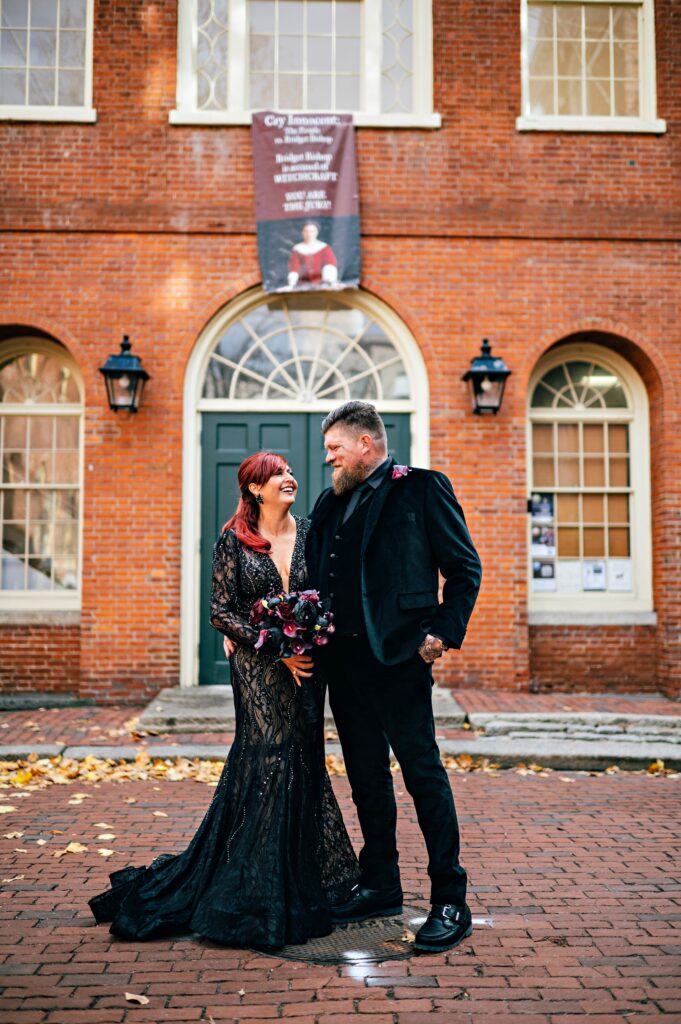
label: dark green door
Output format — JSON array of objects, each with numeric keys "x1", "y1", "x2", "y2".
[{"x1": 199, "y1": 411, "x2": 410, "y2": 684}]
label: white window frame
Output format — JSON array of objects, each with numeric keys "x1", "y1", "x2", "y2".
[
  {"x1": 0, "y1": 0, "x2": 96, "y2": 123},
  {"x1": 526, "y1": 343, "x2": 653, "y2": 621},
  {"x1": 170, "y1": 0, "x2": 440, "y2": 128},
  {"x1": 517, "y1": 0, "x2": 666, "y2": 133},
  {"x1": 0, "y1": 338, "x2": 84, "y2": 611}
]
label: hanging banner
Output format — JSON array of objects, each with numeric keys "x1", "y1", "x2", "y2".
[{"x1": 252, "y1": 111, "x2": 360, "y2": 293}]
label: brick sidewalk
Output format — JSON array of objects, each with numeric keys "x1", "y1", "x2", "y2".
[
  {"x1": 454, "y1": 690, "x2": 681, "y2": 717},
  {"x1": 0, "y1": 770, "x2": 679, "y2": 1022},
  {"x1": 2, "y1": 688, "x2": 679, "y2": 752}
]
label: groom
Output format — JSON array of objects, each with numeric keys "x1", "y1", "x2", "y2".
[{"x1": 306, "y1": 401, "x2": 482, "y2": 952}]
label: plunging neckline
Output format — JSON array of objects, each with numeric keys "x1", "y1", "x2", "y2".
[{"x1": 263, "y1": 516, "x2": 300, "y2": 593}]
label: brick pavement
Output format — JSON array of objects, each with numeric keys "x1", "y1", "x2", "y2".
[
  {"x1": 2, "y1": 689, "x2": 680, "y2": 753},
  {"x1": 454, "y1": 691, "x2": 681, "y2": 718},
  {"x1": 0, "y1": 769, "x2": 679, "y2": 1022}
]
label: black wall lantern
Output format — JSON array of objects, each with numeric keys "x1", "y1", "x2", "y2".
[
  {"x1": 462, "y1": 338, "x2": 512, "y2": 415},
  {"x1": 99, "y1": 335, "x2": 150, "y2": 413}
]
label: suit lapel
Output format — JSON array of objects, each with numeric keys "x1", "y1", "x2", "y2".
[
  {"x1": 361, "y1": 458, "x2": 396, "y2": 556},
  {"x1": 309, "y1": 487, "x2": 338, "y2": 531}
]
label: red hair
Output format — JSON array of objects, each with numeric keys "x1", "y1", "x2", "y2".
[{"x1": 222, "y1": 451, "x2": 288, "y2": 552}]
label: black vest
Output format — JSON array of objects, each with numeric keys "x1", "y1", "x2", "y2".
[{"x1": 324, "y1": 496, "x2": 372, "y2": 635}]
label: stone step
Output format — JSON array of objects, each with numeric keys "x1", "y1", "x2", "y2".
[{"x1": 137, "y1": 684, "x2": 467, "y2": 733}]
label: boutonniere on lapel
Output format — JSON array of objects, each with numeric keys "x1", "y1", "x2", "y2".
[{"x1": 392, "y1": 465, "x2": 412, "y2": 480}]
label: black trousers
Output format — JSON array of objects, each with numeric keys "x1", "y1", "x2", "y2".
[{"x1": 321, "y1": 635, "x2": 467, "y2": 906}]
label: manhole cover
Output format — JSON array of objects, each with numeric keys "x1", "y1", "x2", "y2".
[{"x1": 250, "y1": 905, "x2": 429, "y2": 964}]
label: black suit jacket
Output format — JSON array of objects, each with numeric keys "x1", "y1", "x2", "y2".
[{"x1": 306, "y1": 459, "x2": 483, "y2": 665}]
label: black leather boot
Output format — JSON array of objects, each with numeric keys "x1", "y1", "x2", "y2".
[
  {"x1": 331, "y1": 884, "x2": 403, "y2": 924},
  {"x1": 413, "y1": 903, "x2": 472, "y2": 952}
]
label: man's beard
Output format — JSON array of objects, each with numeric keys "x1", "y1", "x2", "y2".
[{"x1": 331, "y1": 464, "x2": 367, "y2": 496}]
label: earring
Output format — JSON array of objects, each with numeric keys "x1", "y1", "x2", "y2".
[{"x1": 256, "y1": 494, "x2": 264, "y2": 505}]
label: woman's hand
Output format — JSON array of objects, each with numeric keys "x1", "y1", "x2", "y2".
[
  {"x1": 282, "y1": 654, "x2": 314, "y2": 687},
  {"x1": 223, "y1": 636, "x2": 236, "y2": 659}
]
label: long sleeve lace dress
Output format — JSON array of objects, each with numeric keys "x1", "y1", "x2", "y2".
[{"x1": 88, "y1": 515, "x2": 359, "y2": 949}]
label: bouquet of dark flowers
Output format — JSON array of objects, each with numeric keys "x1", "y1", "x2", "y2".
[{"x1": 250, "y1": 589, "x2": 335, "y2": 661}]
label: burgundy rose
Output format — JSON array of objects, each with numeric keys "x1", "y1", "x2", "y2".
[{"x1": 392, "y1": 464, "x2": 411, "y2": 479}]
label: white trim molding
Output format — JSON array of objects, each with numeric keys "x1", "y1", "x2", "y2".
[
  {"x1": 0, "y1": 0, "x2": 97, "y2": 124},
  {"x1": 518, "y1": 0, "x2": 666, "y2": 134},
  {"x1": 526, "y1": 342, "x2": 654, "y2": 617},
  {"x1": 180, "y1": 285, "x2": 430, "y2": 687},
  {"x1": 171, "y1": 0, "x2": 440, "y2": 129}
]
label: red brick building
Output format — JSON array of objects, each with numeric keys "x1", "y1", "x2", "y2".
[{"x1": 1, "y1": 0, "x2": 679, "y2": 702}]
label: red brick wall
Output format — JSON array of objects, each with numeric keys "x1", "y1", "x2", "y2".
[
  {"x1": 0, "y1": 0, "x2": 679, "y2": 700},
  {"x1": 0, "y1": 624, "x2": 80, "y2": 694},
  {"x1": 528, "y1": 625, "x2": 658, "y2": 693}
]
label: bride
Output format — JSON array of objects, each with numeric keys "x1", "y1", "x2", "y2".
[{"x1": 88, "y1": 451, "x2": 359, "y2": 949}]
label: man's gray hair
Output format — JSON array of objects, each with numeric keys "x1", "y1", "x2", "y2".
[{"x1": 321, "y1": 401, "x2": 387, "y2": 449}]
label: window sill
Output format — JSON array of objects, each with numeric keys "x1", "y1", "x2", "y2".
[
  {"x1": 0, "y1": 106, "x2": 97, "y2": 123},
  {"x1": 516, "y1": 115, "x2": 666, "y2": 134},
  {"x1": 0, "y1": 609, "x2": 81, "y2": 625},
  {"x1": 529, "y1": 610, "x2": 657, "y2": 627},
  {"x1": 169, "y1": 109, "x2": 442, "y2": 129}
]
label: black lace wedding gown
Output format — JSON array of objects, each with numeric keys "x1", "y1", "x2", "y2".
[{"x1": 88, "y1": 515, "x2": 359, "y2": 948}]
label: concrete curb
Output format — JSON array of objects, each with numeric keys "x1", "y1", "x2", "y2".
[{"x1": 1, "y1": 737, "x2": 679, "y2": 770}]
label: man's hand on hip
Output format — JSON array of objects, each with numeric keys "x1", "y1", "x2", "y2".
[{"x1": 417, "y1": 634, "x2": 446, "y2": 663}]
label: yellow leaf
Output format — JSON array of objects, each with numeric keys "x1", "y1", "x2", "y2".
[
  {"x1": 152, "y1": 811, "x2": 168, "y2": 817},
  {"x1": 123, "y1": 797, "x2": 137, "y2": 803},
  {"x1": 1, "y1": 874, "x2": 24, "y2": 883},
  {"x1": 14, "y1": 847, "x2": 28, "y2": 852},
  {"x1": 93, "y1": 822, "x2": 112, "y2": 829},
  {"x1": 98, "y1": 848, "x2": 115, "y2": 857},
  {"x1": 35, "y1": 839, "x2": 47, "y2": 846},
  {"x1": 0, "y1": 805, "x2": 17, "y2": 814},
  {"x1": 125, "y1": 992, "x2": 149, "y2": 1005},
  {"x1": 647, "y1": 759, "x2": 665, "y2": 775},
  {"x1": 53, "y1": 841, "x2": 88, "y2": 858},
  {"x1": 401, "y1": 927, "x2": 416, "y2": 942},
  {"x1": 12, "y1": 770, "x2": 34, "y2": 786},
  {"x1": 3, "y1": 831, "x2": 23, "y2": 839},
  {"x1": 96, "y1": 833, "x2": 116, "y2": 841}
]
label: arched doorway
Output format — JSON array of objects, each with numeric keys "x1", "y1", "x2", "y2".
[{"x1": 181, "y1": 288, "x2": 429, "y2": 686}]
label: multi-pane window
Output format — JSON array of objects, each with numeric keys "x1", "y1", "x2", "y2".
[
  {"x1": 0, "y1": 0, "x2": 95, "y2": 120},
  {"x1": 0, "y1": 345, "x2": 82, "y2": 603},
  {"x1": 173, "y1": 0, "x2": 437, "y2": 126},
  {"x1": 518, "y1": 0, "x2": 665, "y2": 131},
  {"x1": 528, "y1": 354, "x2": 651, "y2": 607}
]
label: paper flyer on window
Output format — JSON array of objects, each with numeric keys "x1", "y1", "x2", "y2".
[{"x1": 251, "y1": 111, "x2": 360, "y2": 293}]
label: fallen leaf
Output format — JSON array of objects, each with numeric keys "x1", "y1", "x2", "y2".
[
  {"x1": 98, "y1": 848, "x2": 115, "y2": 857},
  {"x1": 3, "y1": 831, "x2": 23, "y2": 839},
  {"x1": 1, "y1": 874, "x2": 24, "y2": 883},
  {"x1": 238, "y1": 988, "x2": 246, "y2": 996},
  {"x1": 125, "y1": 992, "x2": 149, "y2": 1005},
  {"x1": 123, "y1": 797, "x2": 137, "y2": 803},
  {"x1": 0, "y1": 805, "x2": 17, "y2": 814},
  {"x1": 93, "y1": 822, "x2": 113, "y2": 829},
  {"x1": 152, "y1": 811, "x2": 168, "y2": 817},
  {"x1": 96, "y1": 833, "x2": 116, "y2": 841},
  {"x1": 53, "y1": 841, "x2": 88, "y2": 858},
  {"x1": 559, "y1": 777, "x2": 575, "y2": 783},
  {"x1": 35, "y1": 839, "x2": 47, "y2": 846},
  {"x1": 401, "y1": 927, "x2": 416, "y2": 942},
  {"x1": 13, "y1": 847, "x2": 28, "y2": 853}
]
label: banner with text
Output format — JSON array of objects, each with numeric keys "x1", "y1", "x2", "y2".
[{"x1": 252, "y1": 111, "x2": 360, "y2": 293}]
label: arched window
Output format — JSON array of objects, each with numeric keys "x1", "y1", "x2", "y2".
[
  {"x1": 202, "y1": 294, "x2": 411, "y2": 404},
  {"x1": 528, "y1": 344, "x2": 652, "y2": 616},
  {"x1": 0, "y1": 340, "x2": 83, "y2": 609}
]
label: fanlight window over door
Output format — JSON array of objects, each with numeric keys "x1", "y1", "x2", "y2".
[{"x1": 202, "y1": 295, "x2": 411, "y2": 403}]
